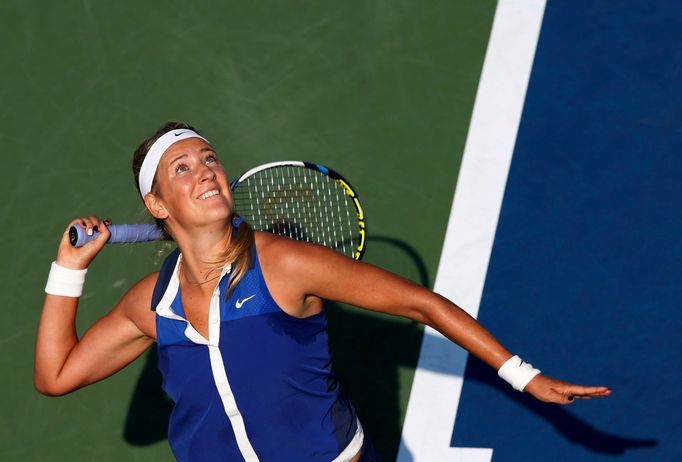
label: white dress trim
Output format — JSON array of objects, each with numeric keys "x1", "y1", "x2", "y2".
[
  {"x1": 155, "y1": 254, "x2": 260, "y2": 461},
  {"x1": 332, "y1": 419, "x2": 364, "y2": 462}
]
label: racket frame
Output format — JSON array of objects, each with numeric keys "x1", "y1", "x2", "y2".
[{"x1": 230, "y1": 161, "x2": 366, "y2": 260}]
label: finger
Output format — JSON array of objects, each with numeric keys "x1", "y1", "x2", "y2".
[
  {"x1": 81, "y1": 216, "x2": 95, "y2": 236},
  {"x1": 87, "y1": 215, "x2": 102, "y2": 236},
  {"x1": 575, "y1": 385, "x2": 611, "y2": 396},
  {"x1": 77, "y1": 219, "x2": 109, "y2": 251},
  {"x1": 67, "y1": 217, "x2": 87, "y2": 229},
  {"x1": 566, "y1": 385, "x2": 612, "y2": 399},
  {"x1": 93, "y1": 219, "x2": 111, "y2": 243}
]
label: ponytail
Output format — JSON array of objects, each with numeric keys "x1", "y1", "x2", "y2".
[{"x1": 212, "y1": 219, "x2": 254, "y2": 296}]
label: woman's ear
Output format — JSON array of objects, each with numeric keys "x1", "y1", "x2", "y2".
[{"x1": 144, "y1": 193, "x2": 169, "y2": 220}]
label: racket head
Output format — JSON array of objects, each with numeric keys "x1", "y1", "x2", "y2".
[{"x1": 230, "y1": 161, "x2": 366, "y2": 260}]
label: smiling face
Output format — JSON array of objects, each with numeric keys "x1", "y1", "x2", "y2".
[{"x1": 145, "y1": 137, "x2": 234, "y2": 234}]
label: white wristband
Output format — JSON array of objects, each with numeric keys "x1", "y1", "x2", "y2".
[
  {"x1": 45, "y1": 261, "x2": 88, "y2": 298},
  {"x1": 498, "y1": 355, "x2": 541, "y2": 392}
]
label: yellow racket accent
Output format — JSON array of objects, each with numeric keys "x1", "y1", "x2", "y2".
[{"x1": 337, "y1": 178, "x2": 366, "y2": 260}]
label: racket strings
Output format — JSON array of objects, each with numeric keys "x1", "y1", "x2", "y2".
[{"x1": 232, "y1": 166, "x2": 358, "y2": 258}]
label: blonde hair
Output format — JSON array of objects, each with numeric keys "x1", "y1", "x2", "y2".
[
  {"x1": 132, "y1": 121, "x2": 254, "y2": 295},
  {"x1": 212, "y1": 219, "x2": 254, "y2": 296}
]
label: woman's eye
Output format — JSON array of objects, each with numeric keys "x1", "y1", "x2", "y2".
[
  {"x1": 205, "y1": 154, "x2": 218, "y2": 164},
  {"x1": 175, "y1": 163, "x2": 189, "y2": 174}
]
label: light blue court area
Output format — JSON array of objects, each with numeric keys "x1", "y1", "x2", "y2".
[{"x1": 451, "y1": 1, "x2": 682, "y2": 461}]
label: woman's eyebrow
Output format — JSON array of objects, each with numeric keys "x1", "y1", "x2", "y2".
[{"x1": 168, "y1": 153, "x2": 188, "y2": 165}]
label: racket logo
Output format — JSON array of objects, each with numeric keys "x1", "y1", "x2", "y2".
[{"x1": 235, "y1": 294, "x2": 256, "y2": 309}]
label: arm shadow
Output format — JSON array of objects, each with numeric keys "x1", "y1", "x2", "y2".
[
  {"x1": 461, "y1": 356, "x2": 658, "y2": 455},
  {"x1": 121, "y1": 235, "x2": 652, "y2": 459}
]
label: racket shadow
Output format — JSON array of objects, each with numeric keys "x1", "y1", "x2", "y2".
[
  {"x1": 324, "y1": 234, "x2": 432, "y2": 460},
  {"x1": 326, "y1": 301, "x2": 423, "y2": 461}
]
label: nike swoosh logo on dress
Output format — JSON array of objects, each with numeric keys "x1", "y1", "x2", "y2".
[{"x1": 235, "y1": 295, "x2": 256, "y2": 309}]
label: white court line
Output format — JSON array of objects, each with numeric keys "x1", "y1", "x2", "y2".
[{"x1": 397, "y1": 1, "x2": 546, "y2": 461}]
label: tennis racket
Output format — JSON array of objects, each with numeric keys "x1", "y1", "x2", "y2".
[{"x1": 69, "y1": 161, "x2": 367, "y2": 260}]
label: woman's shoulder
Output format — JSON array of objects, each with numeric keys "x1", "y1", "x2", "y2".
[
  {"x1": 254, "y1": 231, "x2": 322, "y2": 266},
  {"x1": 253, "y1": 231, "x2": 351, "y2": 277},
  {"x1": 251, "y1": 232, "x2": 329, "y2": 316},
  {"x1": 254, "y1": 231, "x2": 294, "y2": 269}
]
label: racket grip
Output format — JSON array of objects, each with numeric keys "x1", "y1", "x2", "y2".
[{"x1": 69, "y1": 224, "x2": 165, "y2": 247}]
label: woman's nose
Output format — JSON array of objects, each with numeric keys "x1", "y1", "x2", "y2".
[{"x1": 199, "y1": 163, "x2": 216, "y2": 182}]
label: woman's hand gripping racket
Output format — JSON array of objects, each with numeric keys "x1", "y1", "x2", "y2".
[{"x1": 70, "y1": 161, "x2": 367, "y2": 260}]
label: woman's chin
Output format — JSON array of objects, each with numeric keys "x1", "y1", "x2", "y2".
[
  {"x1": 171, "y1": 201, "x2": 234, "y2": 231},
  {"x1": 202, "y1": 204, "x2": 234, "y2": 223}
]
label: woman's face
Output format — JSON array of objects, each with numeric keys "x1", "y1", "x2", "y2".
[{"x1": 150, "y1": 137, "x2": 234, "y2": 230}]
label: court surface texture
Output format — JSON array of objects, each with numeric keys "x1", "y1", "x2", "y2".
[{"x1": 0, "y1": 1, "x2": 679, "y2": 461}]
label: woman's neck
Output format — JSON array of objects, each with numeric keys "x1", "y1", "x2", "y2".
[{"x1": 171, "y1": 219, "x2": 234, "y2": 287}]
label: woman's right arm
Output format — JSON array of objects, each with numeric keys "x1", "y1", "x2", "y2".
[{"x1": 34, "y1": 217, "x2": 157, "y2": 396}]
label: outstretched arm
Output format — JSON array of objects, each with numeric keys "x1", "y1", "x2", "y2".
[
  {"x1": 275, "y1": 238, "x2": 611, "y2": 404},
  {"x1": 34, "y1": 217, "x2": 156, "y2": 396}
]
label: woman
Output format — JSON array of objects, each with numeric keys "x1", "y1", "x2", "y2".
[{"x1": 35, "y1": 122, "x2": 611, "y2": 462}]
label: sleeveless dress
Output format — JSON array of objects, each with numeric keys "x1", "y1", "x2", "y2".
[{"x1": 152, "y1": 244, "x2": 363, "y2": 462}]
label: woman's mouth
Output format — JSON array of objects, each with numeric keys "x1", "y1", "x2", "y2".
[{"x1": 198, "y1": 189, "x2": 220, "y2": 200}]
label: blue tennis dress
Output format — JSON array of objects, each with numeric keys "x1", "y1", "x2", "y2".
[{"x1": 152, "y1": 245, "x2": 363, "y2": 462}]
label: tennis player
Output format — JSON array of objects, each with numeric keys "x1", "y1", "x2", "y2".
[{"x1": 35, "y1": 122, "x2": 611, "y2": 462}]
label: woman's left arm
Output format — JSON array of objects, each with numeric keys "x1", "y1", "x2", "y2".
[{"x1": 285, "y1": 240, "x2": 611, "y2": 404}]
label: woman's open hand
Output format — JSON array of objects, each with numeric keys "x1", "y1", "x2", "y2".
[{"x1": 524, "y1": 374, "x2": 612, "y2": 404}]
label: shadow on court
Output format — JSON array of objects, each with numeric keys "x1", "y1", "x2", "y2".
[
  {"x1": 123, "y1": 345, "x2": 173, "y2": 445},
  {"x1": 121, "y1": 233, "x2": 655, "y2": 460},
  {"x1": 461, "y1": 356, "x2": 659, "y2": 456}
]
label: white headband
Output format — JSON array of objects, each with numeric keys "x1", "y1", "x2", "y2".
[{"x1": 138, "y1": 129, "x2": 209, "y2": 198}]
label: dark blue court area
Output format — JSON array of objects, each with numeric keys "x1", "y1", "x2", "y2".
[{"x1": 452, "y1": 1, "x2": 682, "y2": 460}]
